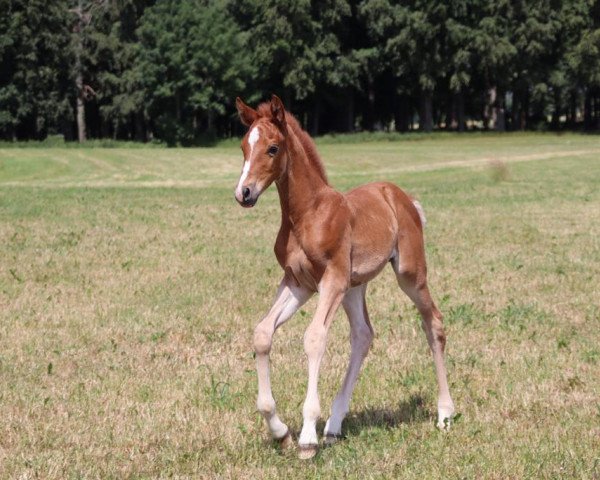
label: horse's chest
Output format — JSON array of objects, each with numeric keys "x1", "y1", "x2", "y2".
[{"x1": 274, "y1": 229, "x2": 320, "y2": 291}]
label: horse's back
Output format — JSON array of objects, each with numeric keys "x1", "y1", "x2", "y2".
[{"x1": 345, "y1": 181, "x2": 423, "y2": 232}]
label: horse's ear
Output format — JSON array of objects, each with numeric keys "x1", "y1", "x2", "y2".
[
  {"x1": 236, "y1": 97, "x2": 258, "y2": 127},
  {"x1": 270, "y1": 94, "x2": 286, "y2": 127}
]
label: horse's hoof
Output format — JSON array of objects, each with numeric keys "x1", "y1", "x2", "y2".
[
  {"x1": 437, "y1": 406, "x2": 454, "y2": 431},
  {"x1": 298, "y1": 444, "x2": 318, "y2": 460},
  {"x1": 323, "y1": 433, "x2": 342, "y2": 446},
  {"x1": 277, "y1": 431, "x2": 294, "y2": 450},
  {"x1": 437, "y1": 416, "x2": 452, "y2": 431}
]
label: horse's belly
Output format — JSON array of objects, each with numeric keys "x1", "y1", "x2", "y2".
[
  {"x1": 350, "y1": 248, "x2": 392, "y2": 286},
  {"x1": 345, "y1": 184, "x2": 399, "y2": 286}
]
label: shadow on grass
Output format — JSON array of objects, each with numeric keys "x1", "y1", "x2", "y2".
[
  {"x1": 342, "y1": 393, "x2": 430, "y2": 437},
  {"x1": 261, "y1": 394, "x2": 430, "y2": 451}
]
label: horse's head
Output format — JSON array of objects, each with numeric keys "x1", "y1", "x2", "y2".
[{"x1": 234, "y1": 95, "x2": 288, "y2": 208}]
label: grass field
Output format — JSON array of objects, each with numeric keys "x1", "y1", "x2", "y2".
[{"x1": 1, "y1": 133, "x2": 599, "y2": 479}]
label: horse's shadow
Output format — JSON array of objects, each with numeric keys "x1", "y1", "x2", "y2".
[
  {"x1": 268, "y1": 394, "x2": 430, "y2": 450},
  {"x1": 336, "y1": 393, "x2": 430, "y2": 438}
]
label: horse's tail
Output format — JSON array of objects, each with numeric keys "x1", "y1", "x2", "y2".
[{"x1": 411, "y1": 199, "x2": 427, "y2": 227}]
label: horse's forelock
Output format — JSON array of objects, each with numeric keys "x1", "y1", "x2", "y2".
[{"x1": 254, "y1": 101, "x2": 328, "y2": 184}]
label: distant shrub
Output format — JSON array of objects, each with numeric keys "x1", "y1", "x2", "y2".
[{"x1": 0, "y1": 135, "x2": 165, "y2": 149}]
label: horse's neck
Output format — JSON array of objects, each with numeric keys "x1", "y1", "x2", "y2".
[{"x1": 276, "y1": 130, "x2": 329, "y2": 226}]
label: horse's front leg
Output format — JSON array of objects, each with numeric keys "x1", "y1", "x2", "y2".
[
  {"x1": 298, "y1": 273, "x2": 346, "y2": 459},
  {"x1": 254, "y1": 276, "x2": 312, "y2": 446}
]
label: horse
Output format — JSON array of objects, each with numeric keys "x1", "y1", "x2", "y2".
[{"x1": 234, "y1": 95, "x2": 454, "y2": 459}]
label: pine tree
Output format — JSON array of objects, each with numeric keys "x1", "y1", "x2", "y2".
[
  {"x1": 0, "y1": 0, "x2": 72, "y2": 140},
  {"x1": 136, "y1": 0, "x2": 256, "y2": 144}
]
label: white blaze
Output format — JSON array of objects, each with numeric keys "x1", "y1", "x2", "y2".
[
  {"x1": 236, "y1": 126, "x2": 260, "y2": 199},
  {"x1": 248, "y1": 126, "x2": 260, "y2": 152}
]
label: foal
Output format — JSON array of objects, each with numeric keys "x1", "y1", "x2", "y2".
[{"x1": 234, "y1": 95, "x2": 454, "y2": 459}]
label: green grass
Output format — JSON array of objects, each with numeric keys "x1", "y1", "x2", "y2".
[{"x1": 1, "y1": 132, "x2": 599, "y2": 478}]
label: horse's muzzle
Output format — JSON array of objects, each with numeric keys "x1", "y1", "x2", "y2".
[{"x1": 235, "y1": 184, "x2": 258, "y2": 208}]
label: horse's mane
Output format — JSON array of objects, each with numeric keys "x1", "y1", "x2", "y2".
[{"x1": 257, "y1": 102, "x2": 329, "y2": 184}]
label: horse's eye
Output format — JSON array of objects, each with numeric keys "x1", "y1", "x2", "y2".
[{"x1": 267, "y1": 145, "x2": 279, "y2": 156}]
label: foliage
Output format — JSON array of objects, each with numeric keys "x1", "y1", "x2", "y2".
[
  {"x1": 0, "y1": 0, "x2": 72, "y2": 139},
  {"x1": 0, "y1": 0, "x2": 599, "y2": 142},
  {"x1": 136, "y1": 0, "x2": 255, "y2": 144}
]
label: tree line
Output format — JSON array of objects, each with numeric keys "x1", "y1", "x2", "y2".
[{"x1": 1, "y1": 0, "x2": 599, "y2": 145}]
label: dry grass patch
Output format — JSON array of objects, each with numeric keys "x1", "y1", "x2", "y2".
[{"x1": 0, "y1": 133, "x2": 599, "y2": 478}]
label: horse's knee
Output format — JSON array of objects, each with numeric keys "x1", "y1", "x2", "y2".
[
  {"x1": 434, "y1": 326, "x2": 446, "y2": 351},
  {"x1": 422, "y1": 313, "x2": 447, "y2": 351},
  {"x1": 302, "y1": 398, "x2": 321, "y2": 421},
  {"x1": 253, "y1": 324, "x2": 272, "y2": 355},
  {"x1": 303, "y1": 324, "x2": 326, "y2": 357},
  {"x1": 432, "y1": 309, "x2": 446, "y2": 348},
  {"x1": 256, "y1": 395, "x2": 276, "y2": 416}
]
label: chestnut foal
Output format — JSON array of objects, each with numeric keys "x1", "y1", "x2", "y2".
[{"x1": 234, "y1": 95, "x2": 454, "y2": 459}]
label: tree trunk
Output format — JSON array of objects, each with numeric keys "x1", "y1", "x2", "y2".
[
  {"x1": 175, "y1": 90, "x2": 182, "y2": 122},
  {"x1": 134, "y1": 111, "x2": 145, "y2": 142},
  {"x1": 495, "y1": 88, "x2": 505, "y2": 132},
  {"x1": 346, "y1": 91, "x2": 354, "y2": 132},
  {"x1": 521, "y1": 90, "x2": 529, "y2": 130},
  {"x1": 584, "y1": 89, "x2": 592, "y2": 130},
  {"x1": 596, "y1": 93, "x2": 600, "y2": 130},
  {"x1": 311, "y1": 97, "x2": 321, "y2": 136},
  {"x1": 74, "y1": 0, "x2": 86, "y2": 142},
  {"x1": 394, "y1": 94, "x2": 409, "y2": 132},
  {"x1": 511, "y1": 92, "x2": 520, "y2": 130},
  {"x1": 568, "y1": 91, "x2": 577, "y2": 128},
  {"x1": 483, "y1": 86, "x2": 497, "y2": 129},
  {"x1": 100, "y1": 116, "x2": 110, "y2": 138},
  {"x1": 207, "y1": 110, "x2": 215, "y2": 135},
  {"x1": 445, "y1": 92, "x2": 454, "y2": 130},
  {"x1": 420, "y1": 92, "x2": 433, "y2": 132},
  {"x1": 456, "y1": 91, "x2": 465, "y2": 132},
  {"x1": 75, "y1": 52, "x2": 86, "y2": 141},
  {"x1": 76, "y1": 89, "x2": 86, "y2": 142},
  {"x1": 33, "y1": 110, "x2": 40, "y2": 140},
  {"x1": 551, "y1": 89, "x2": 561, "y2": 130},
  {"x1": 363, "y1": 85, "x2": 376, "y2": 131}
]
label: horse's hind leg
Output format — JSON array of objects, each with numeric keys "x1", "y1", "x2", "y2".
[
  {"x1": 392, "y1": 256, "x2": 455, "y2": 429},
  {"x1": 323, "y1": 284, "x2": 373, "y2": 443}
]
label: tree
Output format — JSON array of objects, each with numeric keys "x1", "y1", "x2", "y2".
[
  {"x1": 443, "y1": 1, "x2": 475, "y2": 131},
  {"x1": 231, "y1": 0, "x2": 357, "y2": 134},
  {"x1": 506, "y1": 0, "x2": 561, "y2": 129},
  {"x1": 469, "y1": 0, "x2": 516, "y2": 130},
  {"x1": 565, "y1": 0, "x2": 600, "y2": 129},
  {"x1": 136, "y1": 0, "x2": 256, "y2": 144},
  {"x1": 1, "y1": 0, "x2": 599, "y2": 140},
  {"x1": 84, "y1": 0, "x2": 154, "y2": 140},
  {"x1": 0, "y1": 0, "x2": 72, "y2": 140},
  {"x1": 361, "y1": 0, "x2": 448, "y2": 132}
]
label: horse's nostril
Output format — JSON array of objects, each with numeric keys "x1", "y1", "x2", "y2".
[{"x1": 242, "y1": 187, "x2": 251, "y2": 201}]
